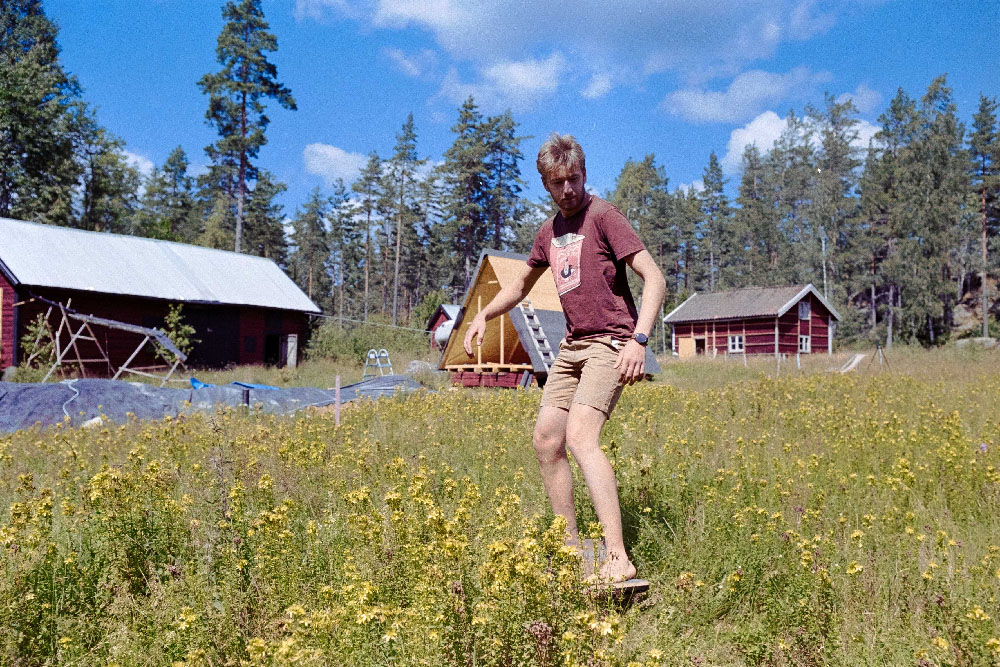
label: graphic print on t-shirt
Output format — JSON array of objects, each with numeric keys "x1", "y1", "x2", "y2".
[{"x1": 551, "y1": 232, "x2": 585, "y2": 295}]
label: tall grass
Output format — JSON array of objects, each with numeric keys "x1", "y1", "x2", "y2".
[{"x1": 1, "y1": 349, "x2": 999, "y2": 664}]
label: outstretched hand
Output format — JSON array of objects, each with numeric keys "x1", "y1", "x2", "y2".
[
  {"x1": 614, "y1": 340, "x2": 646, "y2": 385},
  {"x1": 463, "y1": 313, "x2": 487, "y2": 357}
]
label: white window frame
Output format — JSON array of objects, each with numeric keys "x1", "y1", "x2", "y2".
[
  {"x1": 798, "y1": 334, "x2": 810, "y2": 353},
  {"x1": 728, "y1": 334, "x2": 744, "y2": 353},
  {"x1": 798, "y1": 301, "x2": 811, "y2": 320}
]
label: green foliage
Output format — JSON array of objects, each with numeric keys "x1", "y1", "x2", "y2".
[
  {"x1": 0, "y1": 0, "x2": 84, "y2": 226},
  {"x1": 410, "y1": 289, "x2": 450, "y2": 331},
  {"x1": 155, "y1": 304, "x2": 198, "y2": 363},
  {"x1": 197, "y1": 0, "x2": 295, "y2": 253},
  {"x1": 288, "y1": 188, "x2": 332, "y2": 312},
  {"x1": 306, "y1": 317, "x2": 429, "y2": 363},
  {"x1": 11, "y1": 313, "x2": 55, "y2": 382},
  {"x1": 2, "y1": 358, "x2": 1000, "y2": 663}
]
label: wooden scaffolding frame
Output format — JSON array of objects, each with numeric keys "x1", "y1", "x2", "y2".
[{"x1": 34, "y1": 297, "x2": 188, "y2": 386}]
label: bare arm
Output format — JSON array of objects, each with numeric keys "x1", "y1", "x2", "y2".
[
  {"x1": 614, "y1": 249, "x2": 666, "y2": 384},
  {"x1": 463, "y1": 263, "x2": 547, "y2": 356}
]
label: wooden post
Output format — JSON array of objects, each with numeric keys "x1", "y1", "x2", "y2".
[
  {"x1": 112, "y1": 335, "x2": 151, "y2": 380},
  {"x1": 334, "y1": 375, "x2": 341, "y2": 426},
  {"x1": 774, "y1": 317, "x2": 779, "y2": 358},
  {"x1": 499, "y1": 314, "x2": 505, "y2": 365},
  {"x1": 476, "y1": 294, "x2": 483, "y2": 367}
]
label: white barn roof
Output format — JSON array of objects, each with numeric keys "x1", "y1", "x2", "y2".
[{"x1": 0, "y1": 217, "x2": 320, "y2": 313}]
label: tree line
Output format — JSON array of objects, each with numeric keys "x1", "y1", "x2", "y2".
[
  {"x1": 3, "y1": 1, "x2": 997, "y2": 346},
  {"x1": 611, "y1": 81, "x2": 998, "y2": 347}
]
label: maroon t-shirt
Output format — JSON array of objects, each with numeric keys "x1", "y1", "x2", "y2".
[{"x1": 527, "y1": 196, "x2": 646, "y2": 341}]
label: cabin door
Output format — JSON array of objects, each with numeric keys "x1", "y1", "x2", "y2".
[
  {"x1": 694, "y1": 338, "x2": 706, "y2": 355},
  {"x1": 678, "y1": 336, "x2": 695, "y2": 359}
]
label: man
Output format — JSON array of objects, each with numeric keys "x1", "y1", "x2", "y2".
[{"x1": 464, "y1": 133, "x2": 665, "y2": 583}]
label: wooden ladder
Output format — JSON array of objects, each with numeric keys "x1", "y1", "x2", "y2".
[{"x1": 518, "y1": 299, "x2": 556, "y2": 372}]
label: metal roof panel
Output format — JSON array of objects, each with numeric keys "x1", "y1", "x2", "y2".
[{"x1": 0, "y1": 217, "x2": 320, "y2": 313}]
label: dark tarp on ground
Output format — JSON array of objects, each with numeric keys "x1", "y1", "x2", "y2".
[{"x1": 0, "y1": 375, "x2": 425, "y2": 433}]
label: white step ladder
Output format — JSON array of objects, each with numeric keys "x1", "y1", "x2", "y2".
[{"x1": 362, "y1": 348, "x2": 393, "y2": 379}]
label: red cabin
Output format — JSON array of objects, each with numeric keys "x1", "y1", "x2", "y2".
[
  {"x1": 425, "y1": 303, "x2": 460, "y2": 350},
  {"x1": 663, "y1": 284, "x2": 841, "y2": 358},
  {"x1": 0, "y1": 217, "x2": 321, "y2": 374}
]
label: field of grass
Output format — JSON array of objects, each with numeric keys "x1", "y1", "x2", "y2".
[{"x1": 2, "y1": 347, "x2": 999, "y2": 665}]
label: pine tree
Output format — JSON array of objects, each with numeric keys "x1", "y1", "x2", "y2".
[
  {"x1": 859, "y1": 87, "x2": 919, "y2": 347},
  {"x1": 908, "y1": 75, "x2": 971, "y2": 344},
  {"x1": 200, "y1": 194, "x2": 235, "y2": 250},
  {"x1": 289, "y1": 189, "x2": 331, "y2": 311},
  {"x1": 326, "y1": 179, "x2": 353, "y2": 322},
  {"x1": 0, "y1": 0, "x2": 85, "y2": 226},
  {"x1": 733, "y1": 144, "x2": 781, "y2": 287},
  {"x1": 383, "y1": 114, "x2": 426, "y2": 325},
  {"x1": 76, "y1": 123, "x2": 141, "y2": 234},
  {"x1": 351, "y1": 152, "x2": 382, "y2": 321},
  {"x1": 672, "y1": 187, "x2": 702, "y2": 293},
  {"x1": 808, "y1": 95, "x2": 862, "y2": 304},
  {"x1": 242, "y1": 169, "x2": 287, "y2": 264},
  {"x1": 970, "y1": 94, "x2": 1000, "y2": 337},
  {"x1": 440, "y1": 98, "x2": 490, "y2": 297},
  {"x1": 135, "y1": 146, "x2": 198, "y2": 241},
  {"x1": 699, "y1": 152, "x2": 730, "y2": 291},
  {"x1": 198, "y1": 0, "x2": 295, "y2": 254},
  {"x1": 482, "y1": 111, "x2": 527, "y2": 250}
]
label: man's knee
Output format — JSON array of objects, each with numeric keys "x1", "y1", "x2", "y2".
[{"x1": 532, "y1": 424, "x2": 565, "y2": 463}]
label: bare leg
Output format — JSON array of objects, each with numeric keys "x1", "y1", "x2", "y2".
[
  {"x1": 565, "y1": 403, "x2": 636, "y2": 582},
  {"x1": 532, "y1": 406, "x2": 578, "y2": 545}
]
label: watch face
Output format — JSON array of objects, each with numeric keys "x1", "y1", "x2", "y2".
[{"x1": 634, "y1": 333, "x2": 648, "y2": 345}]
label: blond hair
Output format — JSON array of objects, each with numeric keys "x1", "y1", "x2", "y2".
[{"x1": 536, "y1": 133, "x2": 586, "y2": 184}]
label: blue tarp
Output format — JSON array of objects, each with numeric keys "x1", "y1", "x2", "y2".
[{"x1": 0, "y1": 375, "x2": 426, "y2": 433}]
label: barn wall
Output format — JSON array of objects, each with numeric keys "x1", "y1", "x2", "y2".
[
  {"x1": 428, "y1": 311, "x2": 449, "y2": 349},
  {"x1": 18, "y1": 288, "x2": 170, "y2": 372},
  {"x1": 0, "y1": 272, "x2": 16, "y2": 370},
  {"x1": 778, "y1": 310, "x2": 800, "y2": 354},
  {"x1": 15, "y1": 288, "x2": 311, "y2": 373},
  {"x1": 807, "y1": 295, "x2": 833, "y2": 354},
  {"x1": 744, "y1": 317, "x2": 777, "y2": 355}
]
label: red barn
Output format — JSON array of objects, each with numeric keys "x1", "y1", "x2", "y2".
[
  {"x1": 0, "y1": 217, "x2": 321, "y2": 374},
  {"x1": 663, "y1": 284, "x2": 841, "y2": 358}
]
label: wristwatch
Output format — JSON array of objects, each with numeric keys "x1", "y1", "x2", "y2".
[{"x1": 633, "y1": 332, "x2": 648, "y2": 346}]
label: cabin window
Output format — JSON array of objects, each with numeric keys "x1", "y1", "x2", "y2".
[
  {"x1": 798, "y1": 335, "x2": 810, "y2": 353},
  {"x1": 728, "y1": 334, "x2": 744, "y2": 353},
  {"x1": 798, "y1": 301, "x2": 811, "y2": 320}
]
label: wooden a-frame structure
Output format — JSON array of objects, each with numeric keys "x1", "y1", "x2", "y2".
[{"x1": 439, "y1": 250, "x2": 563, "y2": 378}]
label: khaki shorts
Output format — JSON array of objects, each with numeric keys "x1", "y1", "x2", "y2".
[{"x1": 540, "y1": 336, "x2": 625, "y2": 416}]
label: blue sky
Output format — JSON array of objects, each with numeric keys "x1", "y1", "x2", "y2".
[{"x1": 45, "y1": 0, "x2": 999, "y2": 214}]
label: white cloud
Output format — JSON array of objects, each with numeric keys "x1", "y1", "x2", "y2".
[
  {"x1": 124, "y1": 151, "x2": 154, "y2": 177},
  {"x1": 836, "y1": 83, "x2": 882, "y2": 114},
  {"x1": 304, "y1": 1, "x2": 864, "y2": 93},
  {"x1": 581, "y1": 73, "x2": 612, "y2": 100},
  {"x1": 721, "y1": 110, "x2": 789, "y2": 173},
  {"x1": 676, "y1": 180, "x2": 704, "y2": 194},
  {"x1": 295, "y1": 0, "x2": 354, "y2": 21},
  {"x1": 384, "y1": 47, "x2": 437, "y2": 77},
  {"x1": 438, "y1": 53, "x2": 565, "y2": 111},
  {"x1": 854, "y1": 119, "x2": 880, "y2": 151},
  {"x1": 788, "y1": 0, "x2": 837, "y2": 40},
  {"x1": 721, "y1": 111, "x2": 883, "y2": 173},
  {"x1": 303, "y1": 143, "x2": 367, "y2": 184},
  {"x1": 663, "y1": 67, "x2": 832, "y2": 123}
]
